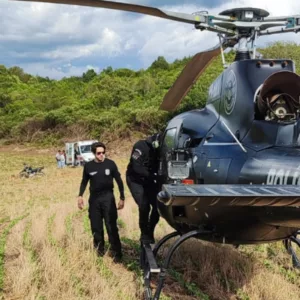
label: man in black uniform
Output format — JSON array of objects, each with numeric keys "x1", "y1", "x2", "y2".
[
  {"x1": 77, "y1": 142, "x2": 125, "y2": 261},
  {"x1": 126, "y1": 134, "x2": 160, "y2": 244}
]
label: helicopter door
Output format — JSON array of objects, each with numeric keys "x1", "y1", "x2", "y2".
[
  {"x1": 159, "y1": 127, "x2": 191, "y2": 182},
  {"x1": 159, "y1": 127, "x2": 178, "y2": 181},
  {"x1": 163, "y1": 127, "x2": 177, "y2": 153}
]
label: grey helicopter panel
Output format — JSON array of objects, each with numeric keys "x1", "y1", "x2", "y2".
[{"x1": 158, "y1": 184, "x2": 300, "y2": 207}]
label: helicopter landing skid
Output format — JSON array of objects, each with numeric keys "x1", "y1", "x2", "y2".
[
  {"x1": 284, "y1": 234, "x2": 300, "y2": 268},
  {"x1": 140, "y1": 229, "x2": 212, "y2": 300}
]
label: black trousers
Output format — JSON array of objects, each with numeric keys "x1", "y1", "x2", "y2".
[
  {"x1": 88, "y1": 191, "x2": 122, "y2": 256},
  {"x1": 126, "y1": 175, "x2": 160, "y2": 236}
]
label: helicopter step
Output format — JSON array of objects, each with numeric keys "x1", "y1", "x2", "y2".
[
  {"x1": 141, "y1": 230, "x2": 212, "y2": 300},
  {"x1": 142, "y1": 243, "x2": 160, "y2": 273},
  {"x1": 158, "y1": 184, "x2": 300, "y2": 207},
  {"x1": 141, "y1": 243, "x2": 161, "y2": 300}
]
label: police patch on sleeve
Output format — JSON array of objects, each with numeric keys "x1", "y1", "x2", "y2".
[{"x1": 132, "y1": 149, "x2": 142, "y2": 160}]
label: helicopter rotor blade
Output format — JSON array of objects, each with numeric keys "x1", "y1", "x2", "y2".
[
  {"x1": 12, "y1": 0, "x2": 207, "y2": 25},
  {"x1": 160, "y1": 46, "x2": 221, "y2": 112}
]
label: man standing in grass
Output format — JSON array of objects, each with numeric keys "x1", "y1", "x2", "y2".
[{"x1": 77, "y1": 142, "x2": 125, "y2": 262}]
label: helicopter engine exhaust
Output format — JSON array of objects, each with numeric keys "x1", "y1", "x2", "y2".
[{"x1": 256, "y1": 71, "x2": 300, "y2": 122}]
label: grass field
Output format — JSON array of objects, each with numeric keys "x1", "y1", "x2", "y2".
[{"x1": 0, "y1": 146, "x2": 300, "y2": 300}]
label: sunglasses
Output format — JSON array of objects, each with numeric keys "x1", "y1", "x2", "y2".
[{"x1": 96, "y1": 151, "x2": 105, "y2": 155}]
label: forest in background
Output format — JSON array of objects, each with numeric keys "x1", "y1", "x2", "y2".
[{"x1": 0, "y1": 42, "x2": 300, "y2": 145}]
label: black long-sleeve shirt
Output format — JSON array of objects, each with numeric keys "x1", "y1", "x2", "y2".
[
  {"x1": 126, "y1": 140, "x2": 158, "y2": 184},
  {"x1": 79, "y1": 159, "x2": 125, "y2": 200}
]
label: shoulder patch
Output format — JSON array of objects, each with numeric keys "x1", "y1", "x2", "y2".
[{"x1": 132, "y1": 149, "x2": 142, "y2": 160}]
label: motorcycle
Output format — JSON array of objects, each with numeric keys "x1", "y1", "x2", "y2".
[{"x1": 19, "y1": 163, "x2": 45, "y2": 178}]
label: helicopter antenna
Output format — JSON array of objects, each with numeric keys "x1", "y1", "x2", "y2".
[
  {"x1": 218, "y1": 34, "x2": 227, "y2": 68},
  {"x1": 221, "y1": 120, "x2": 247, "y2": 153},
  {"x1": 252, "y1": 30, "x2": 258, "y2": 59}
]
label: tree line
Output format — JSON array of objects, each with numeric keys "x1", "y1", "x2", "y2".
[{"x1": 0, "y1": 42, "x2": 299, "y2": 145}]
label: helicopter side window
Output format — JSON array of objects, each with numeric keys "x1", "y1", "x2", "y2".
[
  {"x1": 163, "y1": 128, "x2": 177, "y2": 150},
  {"x1": 161, "y1": 128, "x2": 177, "y2": 162}
]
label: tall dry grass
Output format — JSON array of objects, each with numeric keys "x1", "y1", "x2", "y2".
[{"x1": 0, "y1": 146, "x2": 299, "y2": 300}]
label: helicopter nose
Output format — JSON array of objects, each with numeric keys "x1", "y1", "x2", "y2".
[{"x1": 157, "y1": 191, "x2": 172, "y2": 205}]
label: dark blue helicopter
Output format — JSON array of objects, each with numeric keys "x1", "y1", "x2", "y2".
[{"x1": 12, "y1": 1, "x2": 300, "y2": 299}]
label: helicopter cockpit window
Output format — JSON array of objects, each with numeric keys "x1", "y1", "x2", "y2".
[{"x1": 163, "y1": 128, "x2": 177, "y2": 150}]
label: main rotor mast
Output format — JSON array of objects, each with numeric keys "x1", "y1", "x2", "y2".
[
  {"x1": 211, "y1": 8, "x2": 270, "y2": 62},
  {"x1": 193, "y1": 7, "x2": 299, "y2": 62}
]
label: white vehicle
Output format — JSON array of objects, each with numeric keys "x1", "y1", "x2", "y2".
[{"x1": 65, "y1": 140, "x2": 98, "y2": 166}]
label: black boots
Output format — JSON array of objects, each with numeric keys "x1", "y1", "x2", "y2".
[
  {"x1": 140, "y1": 228, "x2": 155, "y2": 244},
  {"x1": 112, "y1": 252, "x2": 123, "y2": 263}
]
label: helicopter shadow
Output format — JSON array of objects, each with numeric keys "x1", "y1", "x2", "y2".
[
  {"x1": 120, "y1": 237, "x2": 254, "y2": 300},
  {"x1": 159, "y1": 238, "x2": 255, "y2": 300}
]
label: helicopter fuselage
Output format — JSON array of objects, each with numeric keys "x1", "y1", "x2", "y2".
[{"x1": 157, "y1": 59, "x2": 300, "y2": 244}]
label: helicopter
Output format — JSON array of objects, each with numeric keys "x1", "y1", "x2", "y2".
[{"x1": 11, "y1": 1, "x2": 300, "y2": 299}]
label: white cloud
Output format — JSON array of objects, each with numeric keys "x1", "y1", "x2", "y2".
[
  {"x1": 2, "y1": 0, "x2": 300, "y2": 79},
  {"x1": 18, "y1": 61, "x2": 100, "y2": 78},
  {"x1": 41, "y1": 27, "x2": 122, "y2": 60}
]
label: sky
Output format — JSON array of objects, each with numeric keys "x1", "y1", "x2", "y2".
[{"x1": 1, "y1": 0, "x2": 300, "y2": 79}]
